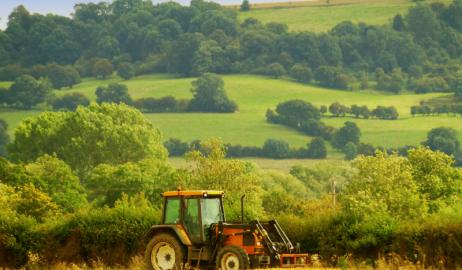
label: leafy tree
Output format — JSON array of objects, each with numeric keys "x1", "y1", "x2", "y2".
[
  {"x1": 48, "y1": 64, "x2": 81, "y2": 89},
  {"x1": 16, "y1": 184, "x2": 60, "y2": 221},
  {"x1": 186, "y1": 138, "x2": 264, "y2": 220},
  {"x1": 158, "y1": 19, "x2": 183, "y2": 40},
  {"x1": 87, "y1": 159, "x2": 178, "y2": 206},
  {"x1": 263, "y1": 139, "x2": 291, "y2": 159},
  {"x1": 269, "y1": 100, "x2": 321, "y2": 128},
  {"x1": 188, "y1": 73, "x2": 237, "y2": 112},
  {"x1": 96, "y1": 83, "x2": 133, "y2": 105},
  {"x1": 351, "y1": 105, "x2": 361, "y2": 118},
  {"x1": 372, "y1": 106, "x2": 399, "y2": 120},
  {"x1": 359, "y1": 105, "x2": 370, "y2": 119},
  {"x1": 307, "y1": 137, "x2": 327, "y2": 159},
  {"x1": 52, "y1": 93, "x2": 90, "y2": 111},
  {"x1": 329, "y1": 102, "x2": 349, "y2": 117},
  {"x1": 9, "y1": 103, "x2": 167, "y2": 175},
  {"x1": 290, "y1": 64, "x2": 313, "y2": 83},
  {"x1": 9, "y1": 75, "x2": 51, "y2": 109},
  {"x1": 332, "y1": 121, "x2": 361, "y2": 149},
  {"x1": 315, "y1": 66, "x2": 349, "y2": 90},
  {"x1": 164, "y1": 138, "x2": 190, "y2": 157},
  {"x1": 407, "y1": 147, "x2": 462, "y2": 212},
  {"x1": 343, "y1": 152, "x2": 427, "y2": 220},
  {"x1": 343, "y1": 142, "x2": 358, "y2": 160},
  {"x1": 97, "y1": 36, "x2": 120, "y2": 59},
  {"x1": 422, "y1": 127, "x2": 462, "y2": 165},
  {"x1": 320, "y1": 105, "x2": 327, "y2": 115},
  {"x1": 0, "y1": 119, "x2": 9, "y2": 156},
  {"x1": 266, "y1": 63, "x2": 285, "y2": 79},
  {"x1": 393, "y1": 14, "x2": 406, "y2": 31},
  {"x1": 117, "y1": 62, "x2": 135, "y2": 80},
  {"x1": 240, "y1": 0, "x2": 250, "y2": 11},
  {"x1": 452, "y1": 70, "x2": 462, "y2": 97},
  {"x1": 92, "y1": 58, "x2": 113, "y2": 79}
]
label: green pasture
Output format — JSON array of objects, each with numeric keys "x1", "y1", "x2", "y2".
[
  {"x1": 238, "y1": 0, "x2": 450, "y2": 33},
  {"x1": 2, "y1": 74, "x2": 460, "y2": 154}
]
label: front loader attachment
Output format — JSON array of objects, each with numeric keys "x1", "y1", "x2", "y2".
[{"x1": 252, "y1": 220, "x2": 310, "y2": 268}]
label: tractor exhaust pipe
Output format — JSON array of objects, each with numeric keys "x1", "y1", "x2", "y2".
[{"x1": 241, "y1": 194, "x2": 246, "y2": 223}]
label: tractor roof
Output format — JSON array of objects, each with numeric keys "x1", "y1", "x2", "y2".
[{"x1": 162, "y1": 190, "x2": 224, "y2": 197}]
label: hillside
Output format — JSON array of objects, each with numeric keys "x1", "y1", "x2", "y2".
[
  {"x1": 1, "y1": 74, "x2": 458, "y2": 153},
  {"x1": 238, "y1": 0, "x2": 450, "y2": 32}
]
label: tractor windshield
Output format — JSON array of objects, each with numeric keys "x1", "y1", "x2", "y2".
[{"x1": 201, "y1": 198, "x2": 223, "y2": 228}]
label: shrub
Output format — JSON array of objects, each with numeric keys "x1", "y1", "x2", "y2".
[
  {"x1": 52, "y1": 93, "x2": 90, "y2": 111},
  {"x1": 262, "y1": 139, "x2": 291, "y2": 159},
  {"x1": 307, "y1": 138, "x2": 327, "y2": 159}
]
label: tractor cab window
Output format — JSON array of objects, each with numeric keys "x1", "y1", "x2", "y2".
[
  {"x1": 164, "y1": 198, "x2": 180, "y2": 224},
  {"x1": 184, "y1": 198, "x2": 202, "y2": 242},
  {"x1": 201, "y1": 198, "x2": 223, "y2": 230}
]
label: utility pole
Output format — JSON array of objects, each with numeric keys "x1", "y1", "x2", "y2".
[{"x1": 331, "y1": 180, "x2": 336, "y2": 210}]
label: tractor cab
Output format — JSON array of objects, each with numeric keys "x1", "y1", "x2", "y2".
[{"x1": 162, "y1": 190, "x2": 225, "y2": 244}]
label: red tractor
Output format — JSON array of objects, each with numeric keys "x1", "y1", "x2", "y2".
[{"x1": 144, "y1": 190, "x2": 309, "y2": 269}]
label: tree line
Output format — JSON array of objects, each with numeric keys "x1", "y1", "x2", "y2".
[
  {"x1": 326, "y1": 102, "x2": 399, "y2": 120},
  {"x1": 1, "y1": 1, "x2": 462, "y2": 96},
  {"x1": 0, "y1": 72, "x2": 237, "y2": 113},
  {"x1": 165, "y1": 137, "x2": 327, "y2": 159}
]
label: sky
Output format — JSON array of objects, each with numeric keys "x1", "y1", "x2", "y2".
[{"x1": 0, "y1": 0, "x2": 290, "y2": 30}]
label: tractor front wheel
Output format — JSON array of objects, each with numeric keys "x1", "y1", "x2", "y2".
[
  {"x1": 216, "y1": 245, "x2": 250, "y2": 270},
  {"x1": 145, "y1": 233, "x2": 185, "y2": 270}
]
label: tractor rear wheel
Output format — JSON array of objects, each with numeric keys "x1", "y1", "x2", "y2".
[
  {"x1": 216, "y1": 245, "x2": 250, "y2": 270},
  {"x1": 145, "y1": 233, "x2": 185, "y2": 270}
]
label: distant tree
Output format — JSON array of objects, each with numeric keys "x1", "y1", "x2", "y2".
[
  {"x1": 372, "y1": 106, "x2": 399, "y2": 120},
  {"x1": 452, "y1": 70, "x2": 462, "y2": 97},
  {"x1": 266, "y1": 63, "x2": 285, "y2": 79},
  {"x1": 164, "y1": 138, "x2": 190, "y2": 157},
  {"x1": 9, "y1": 75, "x2": 51, "y2": 109},
  {"x1": 307, "y1": 137, "x2": 327, "y2": 159},
  {"x1": 48, "y1": 64, "x2": 81, "y2": 89},
  {"x1": 240, "y1": 0, "x2": 250, "y2": 11},
  {"x1": 117, "y1": 62, "x2": 135, "y2": 80},
  {"x1": 290, "y1": 64, "x2": 313, "y2": 83},
  {"x1": 0, "y1": 119, "x2": 9, "y2": 156},
  {"x1": 188, "y1": 73, "x2": 237, "y2": 112},
  {"x1": 97, "y1": 36, "x2": 120, "y2": 59},
  {"x1": 343, "y1": 142, "x2": 358, "y2": 160},
  {"x1": 332, "y1": 121, "x2": 361, "y2": 149},
  {"x1": 315, "y1": 66, "x2": 349, "y2": 90},
  {"x1": 393, "y1": 14, "x2": 406, "y2": 31},
  {"x1": 30, "y1": 64, "x2": 48, "y2": 79},
  {"x1": 96, "y1": 83, "x2": 132, "y2": 105},
  {"x1": 269, "y1": 100, "x2": 321, "y2": 128},
  {"x1": 423, "y1": 127, "x2": 462, "y2": 164},
  {"x1": 158, "y1": 19, "x2": 183, "y2": 40},
  {"x1": 359, "y1": 105, "x2": 370, "y2": 119},
  {"x1": 92, "y1": 58, "x2": 113, "y2": 79},
  {"x1": 320, "y1": 105, "x2": 327, "y2": 115},
  {"x1": 329, "y1": 102, "x2": 350, "y2": 117},
  {"x1": 263, "y1": 139, "x2": 291, "y2": 159},
  {"x1": 52, "y1": 93, "x2": 90, "y2": 111},
  {"x1": 351, "y1": 105, "x2": 361, "y2": 118}
]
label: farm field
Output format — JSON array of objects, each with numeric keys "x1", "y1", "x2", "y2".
[
  {"x1": 1, "y1": 74, "x2": 460, "y2": 154},
  {"x1": 237, "y1": 0, "x2": 450, "y2": 32}
]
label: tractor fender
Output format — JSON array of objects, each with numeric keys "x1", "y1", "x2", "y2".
[{"x1": 144, "y1": 225, "x2": 192, "y2": 246}]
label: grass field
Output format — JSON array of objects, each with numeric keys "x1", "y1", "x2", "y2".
[
  {"x1": 237, "y1": 0, "x2": 450, "y2": 32},
  {"x1": 1, "y1": 74, "x2": 461, "y2": 155}
]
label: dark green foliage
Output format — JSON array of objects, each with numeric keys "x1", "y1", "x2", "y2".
[
  {"x1": 315, "y1": 66, "x2": 350, "y2": 90},
  {"x1": 329, "y1": 102, "x2": 350, "y2": 117},
  {"x1": 188, "y1": 73, "x2": 237, "y2": 112},
  {"x1": 240, "y1": 0, "x2": 250, "y2": 11},
  {"x1": 409, "y1": 77, "x2": 449, "y2": 93},
  {"x1": 8, "y1": 75, "x2": 51, "y2": 109},
  {"x1": 376, "y1": 68, "x2": 405, "y2": 93},
  {"x1": 267, "y1": 99, "x2": 320, "y2": 128},
  {"x1": 51, "y1": 93, "x2": 90, "y2": 111},
  {"x1": 96, "y1": 83, "x2": 132, "y2": 105},
  {"x1": 117, "y1": 62, "x2": 135, "y2": 80},
  {"x1": 343, "y1": 142, "x2": 358, "y2": 160},
  {"x1": 262, "y1": 139, "x2": 291, "y2": 159},
  {"x1": 300, "y1": 119, "x2": 335, "y2": 140},
  {"x1": 393, "y1": 14, "x2": 406, "y2": 31},
  {"x1": 290, "y1": 64, "x2": 313, "y2": 83},
  {"x1": 164, "y1": 138, "x2": 190, "y2": 157},
  {"x1": 47, "y1": 64, "x2": 81, "y2": 89},
  {"x1": 0, "y1": 119, "x2": 9, "y2": 156},
  {"x1": 423, "y1": 127, "x2": 462, "y2": 164},
  {"x1": 307, "y1": 137, "x2": 327, "y2": 159},
  {"x1": 134, "y1": 96, "x2": 186, "y2": 113},
  {"x1": 266, "y1": 62, "x2": 285, "y2": 78},
  {"x1": 371, "y1": 105, "x2": 399, "y2": 120},
  {"x1": 92, "y1": 58, "x2": 113, "y2": 79},
  {"x1": 332, "y1": 121, "x2": 361, "y2": 149}
]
